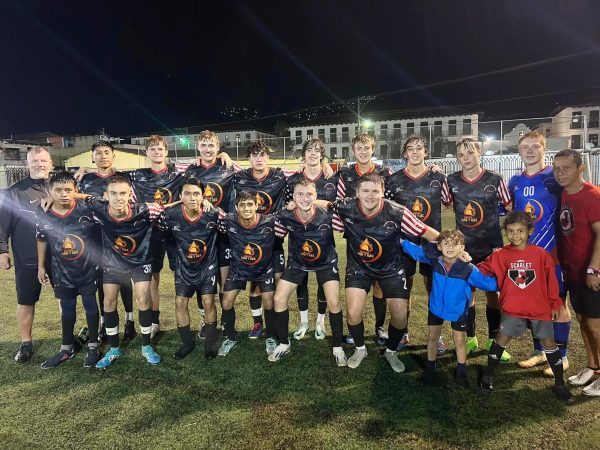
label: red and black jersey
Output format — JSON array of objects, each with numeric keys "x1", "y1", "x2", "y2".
[
  {"x1": 86, "y1": 197, "x2": 163, "y2": 270},
  {"x1": 385, "y1": 168, "x2": 450, "y2": 241},
  {"x1": 337, "y1": 163, "x2": 392, "y2": 199},
  {"x1": 234, "y1": 167, "x2": 287, "y2": 214},
  {"x1": 331, "y1": 198, "x2": 427, "y2": 278},
  {"x1": 275, "y1": 206, "x2": 338, "y2": 271},
  {"x1": 79, "y1": 171, "x2": 130, "y2": 197},
  {"x1": 218, "y1": 213, "x2": 275, "y2": 281},
  {"x1": 284, "y1": 170, "x2": 340, "y2": 203},
  {"x1": 447, "y1": 169, "x2": 511, "y2": 263},
  {"x1": 162, "y1": 205, "x2": 222, "y2": 286},
  {"x1": 129, "y1": 164, "x2": 186, "y2": 205},
  {"x1": 185, "y1": 162, "x2": 236, "y2": 212},
  {"x1": 35, "y1": 200, "x2": 99, "y2": 288}
]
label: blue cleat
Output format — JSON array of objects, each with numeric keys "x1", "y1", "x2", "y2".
[
  {"x1": 95, "y1": 347, "x2": 123, "y2": 369},
  {"x1": 142, "y1": 345, "x2": 161, "y2": 365}
]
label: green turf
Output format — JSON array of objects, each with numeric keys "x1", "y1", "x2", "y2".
[{"x1": 1, "y1": 211, "x2": 599, "y2": 449}]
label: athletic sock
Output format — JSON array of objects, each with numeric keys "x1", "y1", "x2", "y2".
[
  {"x1": 177, "y1": 324, "x2": 193, "y2": 345},
  {"x1": 104, "y1": 310, "x2": 120, "y2": 348},
  {"x1": 85, "y1": 312, "x2": 100, "y2": 344},
  {"x1": 296, "y1": 282, "x2": 309, "y2": 316},
  {"x1": 386, "y1": 324, "x2": 405, "y2": 351},
  {"x1": 486, "y1": 305, "x2": 501, "y2": 339},
  {"x1": 553, "y1": 321, "x2": 571, "y2": 358},
  {"x1": 545, "y1": 347, "x2": 565, "y2": 385},
  {"x1": 466, "y1": 305, "x2": 476, "y2": 337},
  {"x1": 139, "y1": 309, "x2": 153, "y2": 346},
  {"x1": 222, "y1": 308, "x2": 236, "y2": 340},
  {"x1": 456, "y1": 362, "x2": 467, "y2": 376},
  {"x1": 120, "y1": 282, "x2": 133, "y2": 314},
  {"x1": 274, "y1": 310, "x2": 290, "y2": 345},
  {"x1": 204, "y1": 322, "x2": 218, "y2": 356},
  {"x1": 60, "y1": 344, "x2": 73, "y2": 352},
  {"x1": 486, "y1": 340, "x2": 505, "y2": 376},
  {"x1": 61, "y1": 314, "x2": 76, "y2": 347},
  {"x1": 329, "y1": 311, "x2": 343, "y2": 347},
  {"x1": 249, "y1": 295, "x2": 263, "y2": 325},
  {"x1": 125, "y1": 312, "x2": 134, "y2": 322},
  {"x1": 264, "y1": 307, "x2": 275, "y2": 339},
  {"x1": 373, "y1": 296, "x2": 386, "y2": 329},
  {"x1": 426, "y1": 359, "x2": 436, "y2": 373},
  {"x1": 347, "y1": 321, "x2": 365, "y2": 348}
]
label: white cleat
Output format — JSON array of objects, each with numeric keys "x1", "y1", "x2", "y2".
[
  {"x1": 568, "y1": 367, "x2": 597, "y2": 386},
  {"x1": 150, "y1": 323, "x2": 160, "y2": 340},
  {"x1": 268, "y1": 343, "x2": 291, "y2": 362},
  {"x1": 265, "y1": 337, "x2": 277, "y2": 356},
  {"x1": 583, "y1": 377, "x2": 600, "y2": 396},
  {"x1": 384, "y1": 350, "x2": 405, "y2": 373},
  {"x1": 315, "y1": 322, "x2": 326, "y2": 340},
  {"x1": 333, "y1": 347, "x2": 347, "y2": 367},
  {"x1": 293, "y1": 322, "x2": 310, "y2": 340},
  {"x1": 347, "y1": 348, "x2": 368, "y2": 369}
]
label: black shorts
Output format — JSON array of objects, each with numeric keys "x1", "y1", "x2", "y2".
[
  {"x1": 403, "y1": 254, "x2": 433, "y2": 278},
  {"x1": 150, "y1": 230, "x2": 166, "y2": 273},
  {"x1": 224, "y1": 276, "x2": 275, "y2": 293},
  {"x1": 165, "y1": 235, "x2": 177, "y2": 272},
  {"x1": 273, "y1": 250, "x2": 285, "y2": 275},
  {"x1": 345, "y1": 268, "x2": 408, "y2": 299},
  {"x1": 281, "y1": 266, "x2": 340, "y2": 286},
  {"x1": 427, "y1": 310, "x2": 467, "y2": 332},
  {"x1": 103, "y1": 265, "x2": 152, "y2": 285},
  {"x1": 217, "y1": 234, "x2": 231, "y2": 268},
  {"x1": 15, "y1": 266, "x2": 45, "y2": 305},
  {"x1": 569, "y1": 285, "x2": 600, "y2": 318},
  {"x1": 54, "y1": 282, "x2": 97, "y2": 300},
  {"x1": 175, "y1": 275, "x2": 218, "y2": 297}
]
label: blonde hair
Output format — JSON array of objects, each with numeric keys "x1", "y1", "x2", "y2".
[
  {"x1": 196, "y1": 130, "x2": 220, "y2": 147},
  {"x1": 145, "y1": 135, "x2": 168, "y2": 150},
  {"x1": 351, "y1": 133, "x2": 375, "y2": 149}
]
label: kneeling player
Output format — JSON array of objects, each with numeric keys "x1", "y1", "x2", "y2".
[
  {"x1": 36, "y1": 171, "x2": 101, "y2": 368},
  {"x1": 218, "y1": 191, "x2": 277, "y2": 356},
  {"x1": 270, "y1": 179, "x2": 345, "y2": 365}
]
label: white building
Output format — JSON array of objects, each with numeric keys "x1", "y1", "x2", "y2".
[{"x1": 548, "y1": 105, "x2": 600, "y2": 150}]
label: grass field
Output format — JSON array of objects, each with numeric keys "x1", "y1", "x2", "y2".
[{"x1": 1, "y1": 211, "x2": 600, "y2": 449}]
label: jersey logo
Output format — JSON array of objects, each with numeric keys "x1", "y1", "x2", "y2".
[
  {"x1": 153, "y1": 188, "x2": 173, "y2": 205},
  {"x1": 241, "y1": 242, "x2": 263, "y2": 266},
  {"x1": 300, "y1": 240, "x2": 322, "y2": 262},
  {"x1": 523, "y1": 199, "x2": 544, "y2": 223},
  {"x1": 61, "y1": 234, "x2": 85, "y2": 261},
  {"x1": 508, "y1": 269, "x2": 536, "y2": 289},
  {"x1": 460, "y1": 201, "x2": 484, "y2": 227},
  {"x1": 411, "y1": 196, "x2": 431, "y2": 221},
  {"x1": 113, "y1": 235, "x2": 137, "y2": 256},
  {"x1": 255, "y1": 191, "x2": 273, "y2": 213},
  {"x1": 323, "y1": 182, "x2": 336, "y2": 192},
  {"x1": 430, "y1": 180, "x2": 441, "y2": 189},
  {"x1": 357, "y1": 236, "x2": 383, "y2": 263},
  {"x1": 187, "y1": 240, "x2": 207, "y2": 263},
  {"x1": 204, "y1": 183, "x2": 224, "y2": 207},
  {"x1": 559, "y1": 206, "x2": 575, "y2": 235}
]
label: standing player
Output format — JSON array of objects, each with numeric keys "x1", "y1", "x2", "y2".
[
  {"x1": 0, "y1": 146, "x2": 53, "y2": 362},
  {"x1": 36, "y1": 172, "x2": 101, "y2": 368},
  {"x1": 337, "y1": 133, "x2": 393, "y2": 346},
  {"x1": 385, "y1": 136, "x2": 451, "y2": 352},
  {"x1": 554, "y1": 150, "x2": 600, "y2": 396},
  {"x1": 509, "y1": 131, "x2": 571, "y2": 375},
  {"x1": 331, "y1": 173, "x2": 440, "y2": 371},
  {"x1": 447, "y1": 138, "x2": 512, "y2": 361},
  {"x1": 79, "y1": 140, "x2": 135, "y2": 342},
  {"x1": 270, "y1": 178, "x2": 346, "y2": 365}
]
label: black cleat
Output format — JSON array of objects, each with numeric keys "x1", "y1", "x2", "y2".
[
  {"x1": 417, "y1": 370, "x2": 437, "y2": 386},
  {"x1": 40, "y1": 349, "x2": 75, "y2": 369},
  {"x1": 123, "y1": 320, "x2": 137, "y2": 341},
  {"x1": 83, "y1": 346, "x2": 100, "y2": 368},
  {"x1": 479, "y1": 373, "x2": 494, "y2": 393},
  {"x1": 456, "y1": 372, "x2": 470, "y2": 389},
  {"x1": 174, "y1": 342, "x2": 196, "y2": 360},
  {"x1": 98, "y1": 325, "x2": 108, "y2": 343},
  {"x1": 552, "y1": 384, "x2": 575, "y2": 404},
  {"x1": 14, "y1": 343, "x2": 34, "y2": 363}
]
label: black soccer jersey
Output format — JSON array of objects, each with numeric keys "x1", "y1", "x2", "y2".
[
  {"x1": 35, "y1": 200, "x2": 99, "y2": 289},
  {"x1": 185, "y1": 162, "x2": 236, "y2": 212},
  {"x1": 234, "y1": 167, "x2": 287, "y2": 214},
  {"x1": 129, "y1": 164, "x2": 185, "y2": 205},
  {"x1": 331, "y1": 198, "x2": 427, "y2": 278},
  {"x1": 284, "y1": 170, "x2": 340, "y2": 203},
  {"x1": 275, "y1": 206, "x2": 338, "y2": 271},
  {"x1": 218, "y1": 213, "x2": 275, "y2": 281},
  {"x1": 79, "y1": 171, "x2": 130, "y2": 197},
  {"x1": 337, "y1": 163, "x2": 392, "y2": 199},
  {"x1": 385, "y1": 168, "x2": 450, "y2": 242},
  {"x1": 447, "y1": 169, "x2": 511, "y2": 262}
]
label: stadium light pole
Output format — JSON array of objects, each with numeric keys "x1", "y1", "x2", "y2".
[{"x1": 235, "y1": 134, "x2": 240, "y2": 162}]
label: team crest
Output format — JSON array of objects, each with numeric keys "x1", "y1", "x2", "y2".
[
  {"x1": 508, "y1": 269, "x2": 536, "y2": 289},
  {"x1": 61, "y1": 234, "x2": 85, "y2": 261},
  {"x1": 523, "y1": 199, "x2": 544, "y2": 223},
  {"x1": 410, "y1": 196, "x2": 431, "y2": 221},
  {"x1": 300, "y1": 240, "x2": 322, "y2": 262},
  {"x1": 113, "y1": 235, "x2": 137, "y2": 256},
  {"x1": 357, "y1": 236, "x2": 383, "y2": 263},
  {"x1": 241, "y1": 242, "x2": 263, "y2": 266},
  {"x1": 204, "y1": 182, "x2": 224, "y2": 206},
  {"x1": 460, "y1": 201, "x2": 484, "y2": 227},
  {"x1": 255, "y1": 191, "x2": 273, "y2": 213},
  {"x1": 186, "y1": 240, "x2": 207, "y2": 263},
  {"x1": 559, "y1": 206, "x2": 575, "y2": 235},
  {"x1": 153, "y1": 188, "x2": 173, "y2": 205}
]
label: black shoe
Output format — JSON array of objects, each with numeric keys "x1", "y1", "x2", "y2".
[
  {"x1": 479, "y1": 373, "x2": 494, "y2": 393},
  {"x1": 40, "y1": 349, "x2": 75, "y2": 369},
  {"x1": 456, "y1": 372, "x2": 470, "y2": 389},
  {"x1": 83, "y1": 346, "x2": 100, "y2": 368},
  {"x1": 98, "y1": 325, "x2": 108, "y2": 343},
  {"x1": 14, "y1": 343, "x2": 33, "y2": 363},
  {"x1": 123, "y1": 320, "x2": 137, "y2": 341},
  {"x1": 76, "y1": 327, "x2": 89, "y2": 346},
  {"x1": 174, "y1": 342, "x2": 196, "y2": 360},
  {"x1": 552, "y1": 384, "x2": 575, "y2": 404},
  {"x1": 417, "y1": 370, "x2": 437, "y2": 386}
]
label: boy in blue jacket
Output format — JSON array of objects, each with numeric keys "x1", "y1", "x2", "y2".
[{"x1": 402, "y1": 229, "x2": 497, "y2": 387}]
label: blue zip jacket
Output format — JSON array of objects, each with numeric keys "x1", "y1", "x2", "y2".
[{"x1": 402, "y1": 240, "x2": 498, "y2": 322}]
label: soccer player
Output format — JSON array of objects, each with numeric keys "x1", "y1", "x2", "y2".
[
  {"x1": 284, "y1": 138, "x2": 338, "y2": 341},
  {"x1": 79, "y1": 140, "x2": 135, "y2": 342},
  {"x1": 270, "y1": 178, "x2": 345, "y2": 365},
  {"x1": 554, "y1": 149, "x2": 600, "y2": 396},
  {"x1": 447, "y1": 138, "x2": 512, "y2": 360},
  {"x1": 509, "y1": 131, "x2": 571, "y2": 376},
  {"x1": 337, "y1": 133, "x2": 393, "y2": 346},
  {"x1": 89, "y1": 175, "x2": 164, "y2": 368},
  {"x1": 478, "y1": 212, "x2": 573, "y2": 403},
  {"x1": 385, "y1": 136, "x2": 451, "y2": 353},
  {"x1": 331, "y1": 173, "x2": 440, "y2": 372},
  {"x1": 36, "y1": 171, "x2": 101, "y2": 368},
  {"x1": 217, "y1": 191, "x2": 277, "y2": 356},
  {"x1": 0, "y1": 146, "x2": 53, "y2": 362},
  {"x1": 161, "y1": 178, "x2": 222, "y2": 360}
]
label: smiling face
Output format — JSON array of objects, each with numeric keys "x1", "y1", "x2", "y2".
[
  {"x1": 403, "y1": 139, "x2": 427, "y2": 166},
  {"x1": 106, "y1": 181, "x2": 132, "y2": 214},
  {"x1": 437, "y1": 238, "x2": 465, "y2": 261},
  {"x1": 356, "y1": 180, "x2": 383, "y2": 212},
  {"x1": 236, "y1": 197, "x2": 257, "y2": 221},
  {"x1": 303, "y1": 143, "x2": 323, "y2": 167},
  {"x1": 197, "y1": 137, "x2": 220, "y2": 164},
  {"x1": 518, "y1": 137, "x2": 545, "y2": 168},
  {"x1": 27, "y1": 149, "x2": 53, "y2": 179},
  {"x1": 553, "y1": 155, "x2": 583, "y2": 190},
  {"x1": 505, "y1": 221, "x2": 531, "y2": 249},
  {"x1": 352, "y1": 141, "x2": 374, "y2": 165},
  {"x1": 293, "y1": 183, "x2": 316, "y2": 212},
  {"x1": 93, "y1": 145, "x2": 115, "y2": 170},
  {"x1": 146, "y1": 143, "x2": 168, "y2": 165}
]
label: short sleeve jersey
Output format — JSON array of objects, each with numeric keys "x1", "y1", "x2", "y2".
[
  {"x1": 234, "y1": 168, "x2": 287, "y2": 214},
  {"x1": 337, "y1": 163, "x2": 392, "y2": 199},
  {"x1": 129, "y1": 165, "x2": 185, "y2": 205},
  {"x1": 284, "y1": 170, "x2": 340, "y2": 203},
  {"x1": 185, "y1": 162, "x2": 236, "y2": 212},
  {"x1": 79, "y1": 171, "x2": 130, "y2": 197}
]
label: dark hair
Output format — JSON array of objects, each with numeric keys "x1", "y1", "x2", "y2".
[
  {"x1": 554, "y1": 149, "x2": 583, "y2": 167},
  {"x1": 293, "y1": 178, "x2": 316, "y2": 192},
  {"x1": 301, "y1": 138, "x2": 325, "y2": 161},
  {"x1": 49, "y1": 171, "x2": 76, "y2": 188},
  {"x1": 403, "y1": 135, "x2": 428, "y2": 155},
  {"x1": 503, "y1": 211, "x2": 533, "y2": 231},
  {"x1": 182, "y1": 177, "x2": 204, "y2": 192},
  {"x1": 106, "y1": 174, "x2": 132, "y2": 188},
  {"x1": 356, "y1": 173, "x2": 385, "y2": 191},
  {"x1": 91, "y1": 140, "x2": 114, "y2": 153},
  {"x1": 246, "y1": 140, "x2": 272, "y2": 158},
  {"x1": 235, "y1": 190, "x2": 255, "y2": 205},
  {"x1": 438, "y1": 229, "x2": 465, "y2": 246}
]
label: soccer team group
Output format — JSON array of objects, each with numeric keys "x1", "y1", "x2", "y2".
[{"x1": 2, "y1": 130, "x2": 600, "y2": 404}]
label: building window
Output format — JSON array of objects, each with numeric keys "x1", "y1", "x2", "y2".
[
  {"x1": 380, "y1": 144, "x2": 388, "y2": 159},
  {"x1": 434, "y1": 120, "x2": 442, "y2": 137},
  {"x1": 318, "y1": 129, "x2": 325, "y2": 140},
  {"x1": 245, "y1": 133, "x2": 251, "y2": 140},
  {"x1": 295, "y1": 130, "x2": 302, "y2": 145},
  {"x1": 172, "y1": 137, "x2": 176, "y2": 143},
  {"x1": 341, "y1": 127, "x2": 349, "y2": 142},
  {"x1": 448, "y1": 120, "x2": 457, "y2": 136},
  {"x1": 571, "y1": 134, "x2": 582, "y2": 149},
  {"x1": 307, "y1": 129, "x2": 313, "y2": 139},
  {"x1": 380, "y1": 124, "x2": 388, "y2": 139},
  {"x1": 406, "y1": 122, "x2": 415, "y2": 136},
  {"x1": 4, "y1": 148, "x2": 21, "y2": 160},
  {"x1": 420, "y1": 121, "x2": 429, "y2": 137},
  {"x1": 590, "y1": 110, "x2": 599, "y2": 129},
  {"x1": 571, "y1": 112, "x2": 583, "y2": 129},
  {"x1": 330, "y1": 128, "x2": 337, "y2": 143},
  {"x1": 463, "y1": 119, "x2": 472, "y2": 135},
  {"x1": 589, "y1": 134, "x2": 598, "y2": 147},
  {"x1": 393, "y1": 123, "x2": 401, "y2": 139},
  {"x1": 330, "y1": 147, "x2": 338, "y2": 158},
  {"x1": 342, "y1": 147, "x2": 349, "y2": 159},
  {"x1": 545, "y1": 128, "x2": 551, "y2": 137}
]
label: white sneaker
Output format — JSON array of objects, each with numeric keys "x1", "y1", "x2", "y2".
[
  {"x1": 150, "y1": 323, "x2": 160, "y2": 340},
  {"x1": 384, "y1": 350, "x2": 405, "y2": 373},
  {"x1": 293, "y1": 322, "x2": 309, "y2": 340},
  {"x1": 315, "y1": 322, "x2": 326, "y2": 340},
  {"x1": 332, "y1": 347, "x2": 347, "y2": 367},
  {"x1": 568, "y1": 367, "x2": 597, "y2": 386},
  {"x1": 347, "y1": 348, "x2": 368, "y2": 369},
  {"x1": 268, "y1": 343, "x2": 291, "y2": 362},
  {"x1": 265, "y1": 337, "x2": 277, "y2": 356},
  {"x1": 583, "y1": 377, "x2": 600, "y2": 396}
]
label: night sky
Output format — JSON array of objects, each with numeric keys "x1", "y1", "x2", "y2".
[{"x1": 2, "y1": 0, "x2": 600, "y2": 137}]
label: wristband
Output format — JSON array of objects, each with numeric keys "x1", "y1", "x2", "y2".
[{"x1": 586, "y1": 267, "x2": 600, "y2": 277}]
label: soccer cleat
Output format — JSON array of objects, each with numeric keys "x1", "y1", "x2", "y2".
[
  {"x1": 83, "y1": 346, "x2": 100, "y2": 368},
  {"x1": 479, "y1": 373, "x2": 494, "y2": 393},
  {"x1": 397, "y1": 332, "x2": 410, "y2": 351},
  {"x1": 543, "y1": 357, "x2": 569, "y2": 377},
  {"x1": 347, "y1": 348, "x2": 368, "y2": 369},
  {"x1": 174, "y1": 342, "x2": 195, "y2": 360},
  {"x1": 150, "y1": 323, "x2": 160, "y2": 340},
  {"x1": 417, "y1": 370, "x2": 437, "y2": 386},
  {"x1": 466, "y1": 336, "x2": 478, "y2": 355},
  {"x1": 315, "y1": 322, "x2": 326, "y2": 340},
  {"x1": 293, "y1": 322, "x2": 309, "y2": 340},
  {"x1": 248, "y1": 323, "x2": 263, "y2": 339},
  {"x1": 265, "y1": 337, "x2": 277, "y2": 356},
  {"x1": 376, "y1": 326, "x2": 389, "y2": 346},
  {"x1": 437, "y1": 336, "x2": 446, "y2": 356},
  {"x1": 553, "y1": 384, "x2": 575, "y2": 403},
  {"x1": 345, "y1": 334, "x2": 355, "y2": 345},
  {"x1": 123, "y1": 320, "x2": 137, "y2": 341},
  {"x1": 98, "y1": 325, "x2": 108, "y2": 343},
  {"x1": 197, "y1": 323, "x2": 206, "y2": 340},
  {"x1": 142, "y1": 345, "x2": 161, "y2": 365},
  {"x1": 456, "y1": 372, "x2": 470, "y2": 389},
  {"x1": 218, "y1": 339, "x2": 237, "y2": 356},
  {"x1": 384, "y1": 350, "x2": 405, "y2": 373},
  {"x1": 95, "y1": 347, "x2": 123, "y2": 369},
  {"x1": 518, "y1": 351, "x2": 546, "y2": 368},
  {"x1": 485, "y1": 338, "x2": 511, "y2": 362},
  {"x1": 568, "y1": 367, "x2": 597, "y2": 386},
  {"x1": 14, "y1": 343, "x2": 34, "y2": 363},
  {"x1": 333, "y1": 347, "x2": 347, "y2": 367},
  {"x1": 40, "y1": 349, "x2": 75, "y2": 369},
  {"x1": 268, "y1": 343, "x2": 291, "y2": 362},
  {"x1": 582, "y1": 377, "x2": 600, "y2": 396},
  {"x1": 76, "y1": 327, "x2": 89, "y2": 346}
]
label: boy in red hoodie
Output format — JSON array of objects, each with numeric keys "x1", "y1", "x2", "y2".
[{"x1": 478, "y1": 211, "x2": 573, "y2": 403}]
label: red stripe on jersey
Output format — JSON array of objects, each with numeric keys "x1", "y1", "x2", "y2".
[
  {"x1": 401, "y1": 209, "x2": 427, "y2": 237},
  {"x1": 497, "y1": 177, "x2": 512, "y2": 206},
  {"x1": 332, "y1": 214, "x2": 344, "y2": 232},
  {"x1": 175, "y1": 163, "x2": 189, "y2": 173},
  {"x1": 441, "y1": 179, "x2": 452, "y2": 206},
  {"x1": 275, "y1": 221, "x2": 288, "y2": 238},
  {"x1": 337, "y1": 177, "x2": 346, "y2": 199},
  {"x1": 283, "y1": 169, "x2": 299, "y2": 179}
]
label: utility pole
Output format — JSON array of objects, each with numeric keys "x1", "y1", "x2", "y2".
[{"x1": 356, "y1": 96, "x2": 376, "y2": 134}]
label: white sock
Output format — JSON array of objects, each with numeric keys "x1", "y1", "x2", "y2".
[
  {"x1": 356, "y1": 345, "x2": 366, "y2": 350},
  {"x1": 125, "y1": 312, "x2": 134, "y2": 322},
  {"x1": 300, "y1": 310, "x2": 309, "y2": 323},
  {"x1": 316, "y1": 313, "x2": 326, "y2": 324},
  {"x1": 251, "y1": 307, "x2": 263, "y2": 318}
]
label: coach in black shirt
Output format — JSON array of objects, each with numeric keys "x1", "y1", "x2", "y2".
[{"x1": 0, "y1": 146, "x2": 53, "y2": 363}]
